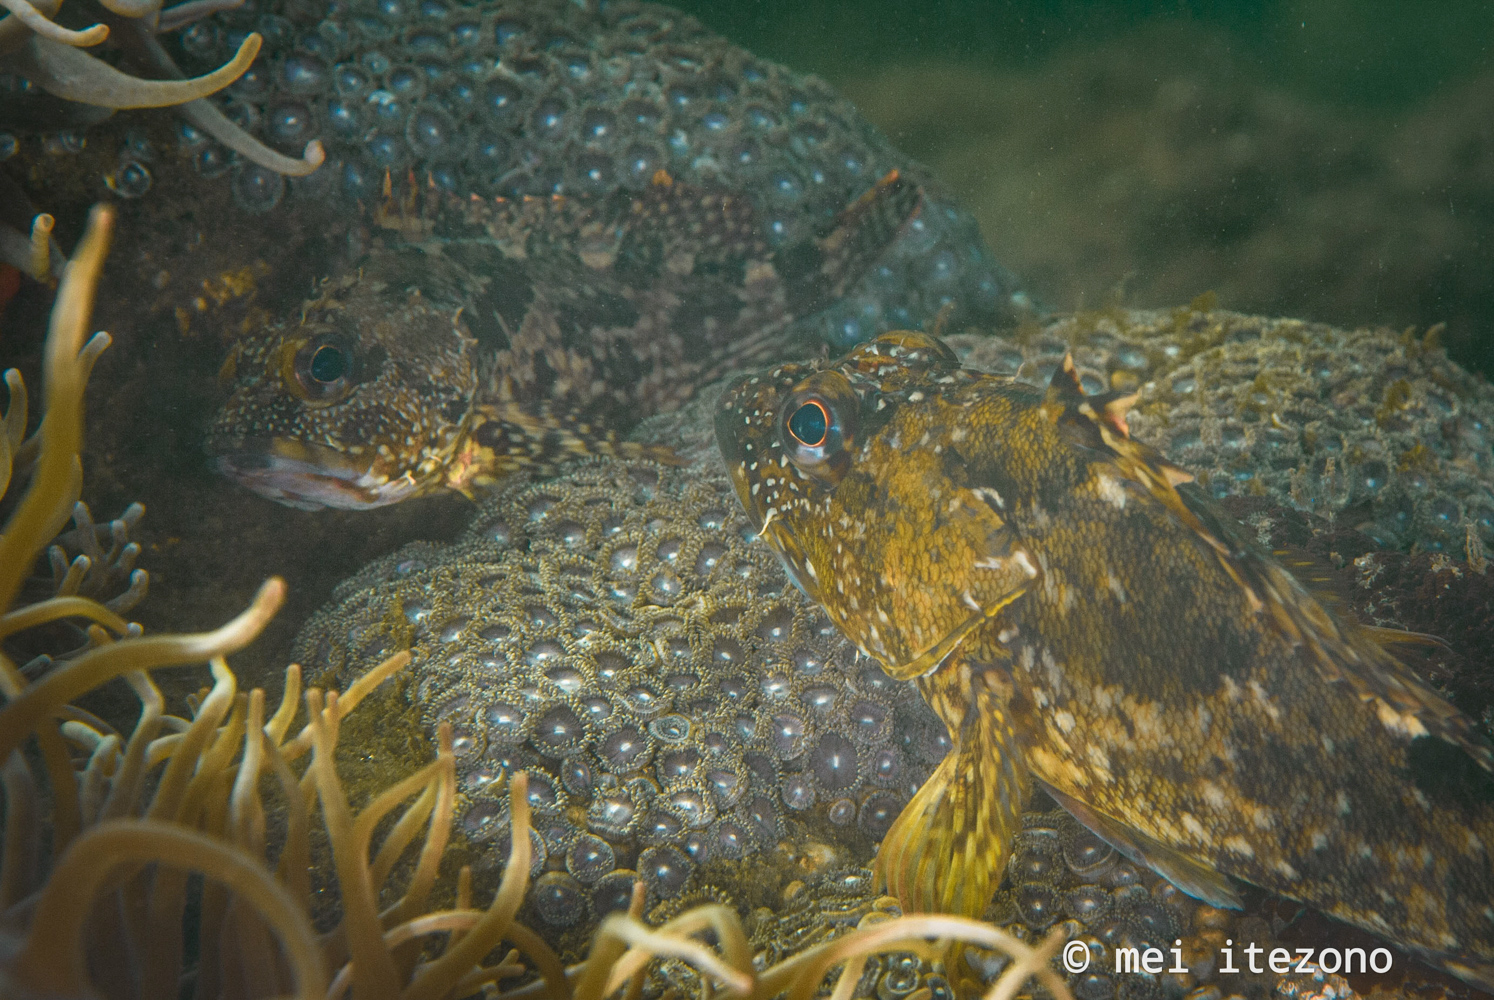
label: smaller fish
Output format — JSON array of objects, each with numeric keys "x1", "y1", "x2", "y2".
[
  {"x1": 207, "y1": 170, "x2": 921, "y2": 509},
  {"x1": 715, "y1": 330, "x2": 1494, "y2": 990}
]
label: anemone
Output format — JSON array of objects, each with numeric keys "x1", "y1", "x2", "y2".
[
  {"x1": 0, "y1": 0, "x2": 325, "y2": 278},
  {"x1": 0, "y1": 204, "x2": 547, "y2": 1000},
  {"x1": 0, "y1": 0, "x2": 325, "y2": 168}
]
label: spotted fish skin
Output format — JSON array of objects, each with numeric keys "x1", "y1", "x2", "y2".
[
  {"x1": 714, "y1": 330, "x2": 1494, "y2": 990},
  {"x1": 208, "y1": 169, "x2": 921, "y2": 509}
]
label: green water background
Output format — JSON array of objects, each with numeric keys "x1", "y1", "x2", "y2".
[
  {"x1": 669, "y1": 0, "x2": 1494, "y2": 380},
  {"x1": 675, "y1": 0, "x2": 1493, "y2": 111}
]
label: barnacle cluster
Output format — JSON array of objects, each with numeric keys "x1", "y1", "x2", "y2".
[
  {"x1": 295, "y1": 461, "x2": 952, "y2": 934},
  {"x1": 4, "y1": 0, "x2": 1015, "y2": 337},
  {"x1": 951, "y1": 306, "x2": 1494, "y2": 557}
]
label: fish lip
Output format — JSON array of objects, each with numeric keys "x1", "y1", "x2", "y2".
[{"x1": 213, "y1": 440, "x2": 417, "y2": 510}]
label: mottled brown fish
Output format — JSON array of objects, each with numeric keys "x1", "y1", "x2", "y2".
[
  {"x1": 208, "y1": 170, "x2": 918, "y2": 509},
  {"x1": 715, "y1": 330, "x2": 1494, "y2": 990}
]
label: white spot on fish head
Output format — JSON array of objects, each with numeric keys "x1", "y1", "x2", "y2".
[{"x1": 1095, "y1": 472, "x2": 1129, "y2": 509}]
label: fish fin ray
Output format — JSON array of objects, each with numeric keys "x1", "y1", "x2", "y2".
[
  {"x1": 1039, "y1": 780, "x2": 1245, "y2": 910},
  {"x1": 781, "y1": 170, "x2": 922, "y2": 313},
  {"x1": 875, "y1": 692, "x2": 1028, "y2": 917}
]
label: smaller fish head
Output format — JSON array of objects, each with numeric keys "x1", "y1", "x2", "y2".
[
  {"x1": 716, "y1": 331, "x2": 1038, "y2": 678},
  {"x1": 207, "y1": 278, "x2": 480, "y2": 510}
]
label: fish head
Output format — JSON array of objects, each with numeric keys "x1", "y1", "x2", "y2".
[
  {"x1": 715, "y1": 330, "x2": 1039, "y2": 679},
  {"x1": 207, "y1": 273, "x2": 481, "y2": 510}
]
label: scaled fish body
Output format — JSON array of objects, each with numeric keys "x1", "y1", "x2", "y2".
[
  {"x1": 715, "y1": 330, "x2": 1494, "y2": 990},
  {"x1": 208, "y1": 170, "x2": 919, "y2": 509}
]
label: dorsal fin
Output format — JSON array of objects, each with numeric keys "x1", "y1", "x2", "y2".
[
  {"x1": 779, "y1": 169, "x2": 923, "y2": 313},
  {"x1": 1045, "y1": 352, "x2": 1142, "y2": 442},
  {"x1": 1046, "y1": 351, "x2": 1086, "y2": 400},
  {"x1": 1088, "y1": 391, "x2": 1139, "y2": 438}
]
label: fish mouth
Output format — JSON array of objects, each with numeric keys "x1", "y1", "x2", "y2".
[{"x1": 213, "y1": 439, "x2": 422, "y2": 511}]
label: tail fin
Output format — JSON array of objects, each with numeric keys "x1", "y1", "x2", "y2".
[{"x1": 874, "y1": 682, "x2": 1028, "y2": 917}]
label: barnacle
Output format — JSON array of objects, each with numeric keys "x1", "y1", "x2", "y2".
[{"x1": 0, "y1": 0, "x2": 324, "y2": 183}]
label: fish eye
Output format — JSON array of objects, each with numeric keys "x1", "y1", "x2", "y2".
[
  {"x1": 776, "y1": 371, "x2": 857, "y2": 483},
  {"x1": 787, "y1": 399, "x2": 829, "y2": 448},
  {"x1": 308, "y1": 343, "x2": 347, "y2": 383},
  {"x1": 287, "y1": 334, "x2": 358, "y2": 404}
]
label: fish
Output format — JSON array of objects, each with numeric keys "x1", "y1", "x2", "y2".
[
  {"x1": 714, "y1": 328, "x2": 1494, "y2": 990},
  {"x1": 207, "y1": 169, "x2": 920, "y2": 509}
]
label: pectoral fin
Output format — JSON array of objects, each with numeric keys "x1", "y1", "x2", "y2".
[
  {"x1": 883, "y1": 609, "x2": 992, "y2": 682},
  {"x1": 875, "y1": 693, "x2": 1028, "y2": 917},
  {"x1": 1038, "y1": 780, "x2": 1244, "y2": 910}
]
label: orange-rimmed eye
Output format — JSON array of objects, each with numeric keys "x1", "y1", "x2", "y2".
[
  {"x1": 776, "y1": 370, "x2": 858, "y2": 483},
  {"x1": 787, "y1": 399, "x2": 830, "y2": 448},
  {"x1": 283, "y1": 333, "x2": 358, "y2": 405}
]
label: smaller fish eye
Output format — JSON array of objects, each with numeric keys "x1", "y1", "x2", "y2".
[
  {"x1": 288, "y1": 334, "x2": 358, "y2": 405},
  {"x1": 787, "y1": 399, "x2": 829, "y2": 448},
  {"x1": 308, "y1": 344, "x2": 347, "y2": 383}
]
